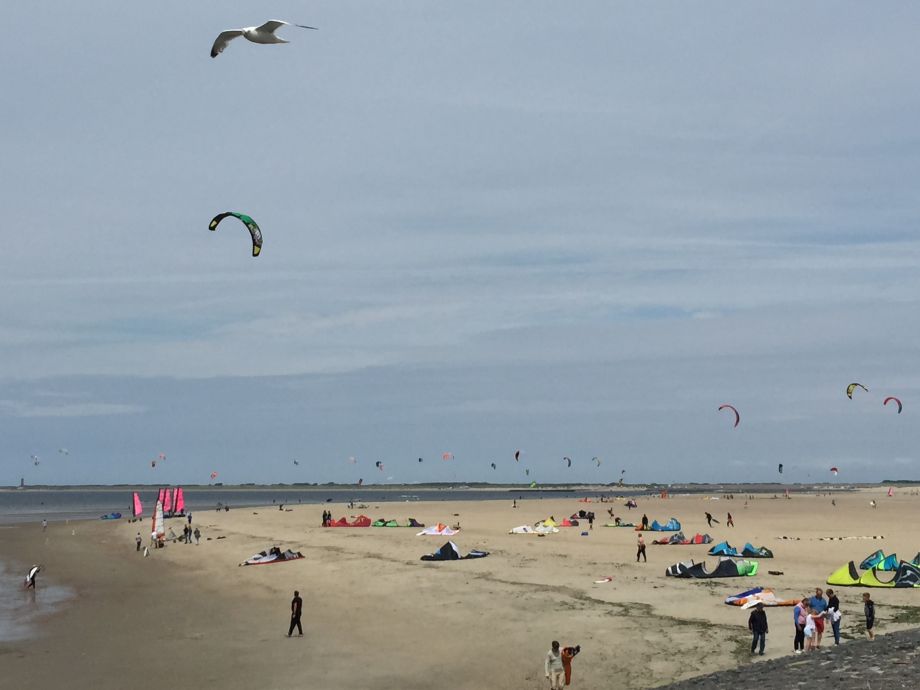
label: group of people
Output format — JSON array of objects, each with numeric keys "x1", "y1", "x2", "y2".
[
  {"x1": 749, "y1": 587, "x2": 876, "y2": 657},
  {"x1": 792, "y1": 587, "x2": 846, "y2": 653},
  {"x1": 321, "y1": 509, "x2": 333, "y2": 526},
  {"x1": 544, "y1": 641, "x2": 580, "y2": 689},
  {"x1": 704, "y1": 511, "x2": 733, "y2": 527}
]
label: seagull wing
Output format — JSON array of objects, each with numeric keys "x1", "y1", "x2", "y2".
[
  {"x1": 211, "y1": 30, "x2": 243, "y2": 58},
  {"x1": 257, "y1": 20, "x2": 318, "y2": 33},
  {"x1": 256, "y1": 20, "x2": 289, "y2": 34}
]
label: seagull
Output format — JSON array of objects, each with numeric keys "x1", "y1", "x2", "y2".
[{"x1": 211, "y1": 20, "x2": 318, "y2": 58}]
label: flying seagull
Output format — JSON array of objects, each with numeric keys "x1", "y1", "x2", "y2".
[{"x1": 211, "y1": 20, "x2": 318, "y2": 58}]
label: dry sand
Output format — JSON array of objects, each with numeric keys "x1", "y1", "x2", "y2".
[{"x1": 3, "y1": 488, "x2": 920, "y2": 689}]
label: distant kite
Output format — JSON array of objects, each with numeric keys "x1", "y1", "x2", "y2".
[
  {"x1": 210, "y1": 472, "x2": 218, "y2": 480},
  {"x1": 30, "y1": 455, "x2": 39, "y2": 466},
  {"x1": 293, "y1": 460, "x2": 299, "y2": 466},
  {"x1": 884, "y1": 396, "x2": 903, "y2": 414},
  {"x1": 418, "y1": 457, "x2": 424, "y2": 463},
  {"x1": 514, "y1": 450, "x2": 521, "y2": 462},
  {"x1": 830, "y1": 466, "x2": 839, "y2": 476},
  {"x1": 778, "y1": 463, "x2": 783, "y2": 475},
  {"x1": 442, "y1": 452, "x2": 453, "y2": 461},
  {"x1": 846, "y1": 383, "x2": 868, "y2": 399},
  {"x1": 348, "y1": 456, "x2": 357, "y2": 464},
  {"x1": 490, "y1": 462, "x2": 496, "y2": 470},
  {"x1": 58, "y1": 448, "x2": 69, "y2": 456},
  {"x1": 209, "y1": 212, "x2": 263, "y2": 256},
  {"x1": 375, "y1": 461, "x2": 384, "y2": 471},
  {"x1": 593, "y1": 457, "x2": 601, "y2": 468},
  {"x1": 563, "y1": 457, "x2": 572, "y2": 468},
  {"x1": 718, "y1": 404, "x2": 740, "y2": 428},
  {"x1": 525, "y1": 469, "x2": 530, "y2": 476}
]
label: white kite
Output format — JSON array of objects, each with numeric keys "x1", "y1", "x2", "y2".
[{"x1": 211, "y1": 20, "x2": 318, "y2": 58}]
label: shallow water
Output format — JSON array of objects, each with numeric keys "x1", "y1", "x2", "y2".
[
  {"x1": 0, "y1": 557, "x2": 74, "y2": 642},
  {"x1": 0, "y1": 487, "x2": 616, "y2": 525}
]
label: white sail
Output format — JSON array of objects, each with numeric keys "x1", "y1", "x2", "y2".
[{"x1": 154, "y1": 500, "x2": 165, "y2": 538}]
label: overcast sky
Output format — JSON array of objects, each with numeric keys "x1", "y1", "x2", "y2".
[{"x1": 2, "y1": 2, "x2": 919, "y2": 485}]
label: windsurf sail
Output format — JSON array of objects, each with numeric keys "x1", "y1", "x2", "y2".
[
  {"x1": 174, "y1": 487, "x2": 185, "y2": 514},
  {"x1": 132, "y1": 492, "x2": 143, "y2": 518},
  {"x1": 163, "y1": 487, "x2": 173, "y2": 514},
  {"x1": 153, "y1": 500, "x2": 165, "y2": 539}
]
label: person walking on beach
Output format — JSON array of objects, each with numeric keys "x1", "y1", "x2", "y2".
[
  {"x1": 809, "y1": 588, "x2": 827, "y2": 648},
  {"x1": 726, "y1": 512, "x2": 734, "y2": 527},
  {"x1": 748, "y1": 603, "x2": 768, "y2": 655},
  {"x1": 636, "y1": 534, "x2": 646, "y2": 562},
  {"x1": 793, "y1": 598, "x2": 806, "y2": 654},
  {"x1": 705, "y1": 512, "x2": 718, "y2": 527},
  {"x1": 135, "y1": 532, "x2": 142, "y2": 551},
  {"x1": 194, "y1": 527, "x2": 201, "y2": 544},
  {"x1": 826, "y1": 589, "x2": 841, "y2": 645},
  {"x1": 288, "y1": 590, "x2": 303, "y2": 637},
  {"x1": 187, "y1": 512, "x2": 192, "y2": 525},
  {"x1": 587, "y1": 512, "x2": 595, "y2": 530},
  {"x1": 42, "y1": 519, "x2": 47, "y2": 532},
  {"x1": 561, "y1": 644, "x2": 581, "y2": 686},
  {"x1": 863, "y1": 593, "x2": 875, "y2": 640},
  {"x1": 545, "y1": 641, "x2": 565, "y2": 690}
]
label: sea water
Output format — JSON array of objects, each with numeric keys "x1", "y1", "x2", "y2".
[{"x1": 0, "y1": 554, "x2": 74, "y2": 642}]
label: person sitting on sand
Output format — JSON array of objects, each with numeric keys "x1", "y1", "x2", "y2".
[
  {"x1": 614, "y1": 516, "x2": 621, "y2": 526},
  {"x1": 545, "y1": 641, "x2": 564, "y2": 690}
]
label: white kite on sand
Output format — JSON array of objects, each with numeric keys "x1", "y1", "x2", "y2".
[{"x1": 211, "y1": 20, "x2": 318, "y2": 58}]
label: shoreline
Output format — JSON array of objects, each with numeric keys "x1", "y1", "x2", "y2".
[{"x1": 3, "y1": 489, "x2": 919, "y2": 689}]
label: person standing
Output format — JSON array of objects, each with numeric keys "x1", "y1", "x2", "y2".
[
  {"x1": 640, "y1": 514, "x2": 649, "y2": 530},
  {"x1": 135, "y1": 532, "x2": 142, "y2": 551},
  {"x1": 288, "y1": 590, "x2": 303, "y2": 637},
  {"x1": 748, "y1": 603, "x2": 768, "y2": 655},
  {"x1": 187, "y1": 512, "x2": 193, "y2": 525},
  {"x1": 793, "y1": 598, "x2": 806, "y2": 654},
  {"x1": 193, "y1": 527, "x2": 201, "y2": 544},
  {"x1": 726, "y1": 512, "x2": 734, "y2": 527},
  {"x1": 636, "y1": 534, "x2": 647, "y2": 563},
  {"x1": 809, "y1": 588, "x2": 827, "y2": 648},
  {"x1": 826, "y1": 589, "x2": 841, "y2": 645},
  {"x1": 545, "y1": 641, "x2": 565, "y2": 690},
  {"x1": 705, "y1": 512, "x2": 719, "y2": 527},
  {"x1": 863, "y1": 593, "x2": 875, "y2": 640},
  {"x1": 42, "y1": 519, "x2": 48, "y2": 532},
  {"x1": 561, "y1": 645, "x2": 581, "y2": 686},
  {"x1": 587, "y1": 512, "x2": 594, "y2": 530}
]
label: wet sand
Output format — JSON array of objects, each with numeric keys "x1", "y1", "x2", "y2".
[{"x1": 2, "y1": 488, "x2": 919, "y2": 689}]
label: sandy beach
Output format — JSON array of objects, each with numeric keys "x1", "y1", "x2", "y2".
[{"x1": 3, "y1": 487, "x2": 920, "y2": 689}]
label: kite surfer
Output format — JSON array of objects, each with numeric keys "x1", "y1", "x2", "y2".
[
  {"x1": 288, "y1": 590, "x2": 303, "y2": 637},
  {"x1": 726, "y1": 512, "x2": 734, "y2": 527},
  {"x1": 24, "y1": 564, "x2": 41, "y2": 589},
  {"x1": 705, "y1": 512, "x2": 719, "y2": 527}
]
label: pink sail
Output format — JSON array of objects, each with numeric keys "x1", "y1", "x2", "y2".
[
  {"x1": 174, "y1": 487, "x2": 185, "y2": 515},
  {"x1": 133, "y1": 492, "x2": 143, "y2": 518},
  {"x1": 156, "y1": 488, "x2": 165, "y2": 507},
  {"x1": 163, "y1": 487, "x2": 173, "y2": 514}
]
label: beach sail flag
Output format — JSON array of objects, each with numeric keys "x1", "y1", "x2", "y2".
[
  {"x1": 174, "y1": 487, "x2": 185, "y2": 514},
  {"x1": 163, "y1": 487, "x2": 173, "y2": 514},
  {"x1": 132, "y1": 492, "x2": 143, "y2": 518},
  {"x1": 888, "y1": 487, "x2": 894, "y2": 497},
  {"x1": 152, "y1": 500, "x2": 165, "y2": 539}
]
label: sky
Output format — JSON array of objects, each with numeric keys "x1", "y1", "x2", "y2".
[{"x1": 2, "y1": 2, "x2": 919, "y2": 485}]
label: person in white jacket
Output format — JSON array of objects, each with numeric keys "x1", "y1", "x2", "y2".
[{"x1": 545, "y1": 641, "x2": 564, "y2": 689}]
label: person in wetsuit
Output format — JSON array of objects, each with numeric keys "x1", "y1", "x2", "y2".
[{"x1": 288, "y1": 590, "x2": 303, "y2": 637}]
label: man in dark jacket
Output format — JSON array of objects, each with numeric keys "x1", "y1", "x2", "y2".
[{"x1": 748, "y1": 603, "x2": 768, "y2": 655}]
